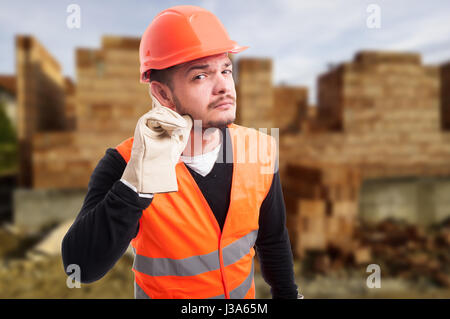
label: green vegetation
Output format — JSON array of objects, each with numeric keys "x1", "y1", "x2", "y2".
[{"x1": 0, "y1": 100, "x2": 18, "y2": 176}]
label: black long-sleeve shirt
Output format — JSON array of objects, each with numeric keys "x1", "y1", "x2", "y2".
[{"x1": 62, "y1": 127, "x2": 298, "y2": 299}]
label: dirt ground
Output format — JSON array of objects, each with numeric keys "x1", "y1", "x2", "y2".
[
  {"x1": 0, "y1": 255, "x2": 135, "y2": 298},
  {"x1": 1, "y1": 255, "x2": 450, "y2": 299},
  {"x1": 0, "y1": 221, "x2": 449, "y2": 299}
]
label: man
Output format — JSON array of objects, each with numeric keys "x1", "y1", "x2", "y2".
[{"x1": 62, "y1": 5, "x2": 301, "y2": 299}]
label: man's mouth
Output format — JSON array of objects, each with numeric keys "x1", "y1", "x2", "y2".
[{"x1": 213, "y1": 100, "x2": 234, "y2": 109}]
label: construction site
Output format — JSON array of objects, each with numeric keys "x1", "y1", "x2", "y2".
[{"x1": 0, "y1": 34, "x2": 449, "y2": 298}]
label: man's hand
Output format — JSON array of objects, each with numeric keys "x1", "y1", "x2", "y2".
[{"x1": 122, "y1": 100, "x2": 193, "y2": 194}]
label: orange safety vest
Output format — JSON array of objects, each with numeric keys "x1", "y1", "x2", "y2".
[{"x1": 115, "y1": 123, "x2": 277, "y2": 299}]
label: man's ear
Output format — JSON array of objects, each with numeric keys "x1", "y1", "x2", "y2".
[{"x1": 149, "y1": 82, "x2": 176, "y2": 111}]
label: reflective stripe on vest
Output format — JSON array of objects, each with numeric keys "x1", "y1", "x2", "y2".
[
  {"x1": 135, "y1": 281, "x2": 151, "y2": 299},
  {"x1": 133, "y1": 229, "x2": 258, "y2": 277},
  {"x1": 208, "y1": 258, "x2": 255, "y2": 299},
  {"x1": 135, "y1": 258, "x2": 254, "y2": 299}
]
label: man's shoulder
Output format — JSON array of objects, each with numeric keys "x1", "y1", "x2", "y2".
[
  {"x1": 89, "y1": 147, "x2": 127, "y2": 187},
  {"x1": 100, "y1": 136, "x2": 133, "y2": 170},
  {"x1": 104, "y1": 147, "x2": 128, "y2": 167},
  {"x1": 114, "y1": 137, "x2": 134, "y2": 163},
  {"x1": 228, "y1": 123, "x2": 275, "y2": 140}
]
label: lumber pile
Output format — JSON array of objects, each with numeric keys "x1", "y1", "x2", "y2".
[{"x1": 284, "y1": 162, "x2": 362, "y2": 258}]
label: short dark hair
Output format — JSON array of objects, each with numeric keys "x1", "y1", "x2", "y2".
[{"x1": 145, "y1": 66, "x2": 177, "y2": 91}]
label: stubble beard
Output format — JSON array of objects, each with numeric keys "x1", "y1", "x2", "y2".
[{"x1": 173, "y1": 93, "x2": 235, "y2": 130}]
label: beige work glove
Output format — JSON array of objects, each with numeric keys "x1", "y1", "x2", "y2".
[{"x1": 121, "y1": 95, "x2": 193, "y2": 194}]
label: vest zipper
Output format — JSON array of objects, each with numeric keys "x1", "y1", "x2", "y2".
[
  {"x1": 217, "y1": 231, "x2": 230, "y2": 299},
  {"x1": 179, "y1": 126, "x2": 236, "y2": 299},
  {"x1": 180, "y1": 162, "x2": 232, "y2": 299}
]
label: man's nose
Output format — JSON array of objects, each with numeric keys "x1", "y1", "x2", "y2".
[{"x1": 213, "y1": 72, "x2": 233, "y2": 95}]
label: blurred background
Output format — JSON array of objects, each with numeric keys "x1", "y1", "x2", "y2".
[{"x1": 1, "y1": 0, "x2": 450, "y2": 298}]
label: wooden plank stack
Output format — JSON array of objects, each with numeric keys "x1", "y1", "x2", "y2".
[
  {"x1": 283, "y1": 162, "x2": 362, "y2": 258},
  {"x1": 237, "y1": 58, "x2": 274, "y2": 130},
  {"x1": 272, "y1": 85, "x2": 308, "y2": 133},
  {"x1": 15, "y1": 35, "x2": 67, "y2": 187},
  {"x1": 24, "y1": 35, "x2": 150, "y2": 189}
]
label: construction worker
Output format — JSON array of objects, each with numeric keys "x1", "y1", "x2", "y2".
[{"x1": 62, "y1": 5, "x2": 301, "y2": 299}]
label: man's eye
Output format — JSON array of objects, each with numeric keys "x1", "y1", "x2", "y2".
[
  {"x1": 193, "y1": 70, "x2": 232, "y2": 80},
  {"x1": 194, "y1": 74, "x2": 206, "y2": 80}
]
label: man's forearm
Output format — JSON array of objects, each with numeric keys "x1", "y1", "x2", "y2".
[
  {"x1": 256, "y1": 228, "x2": 298, "y2": 298},
  {"x1": 255, "y1": 171, "x2": 299, "y2": 299}
]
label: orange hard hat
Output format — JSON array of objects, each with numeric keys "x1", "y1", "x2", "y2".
[{"x1": 139, "y1": 5, "x2": 249, "y2": 83}]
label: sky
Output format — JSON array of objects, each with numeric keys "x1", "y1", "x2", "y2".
[{"x1": 0, "y1": 0, "x2": 449, "y2": 104}]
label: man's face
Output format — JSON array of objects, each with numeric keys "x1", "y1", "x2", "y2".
[{"x1": 169, "y1": 53, "x2": 236, "y2": 129}]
